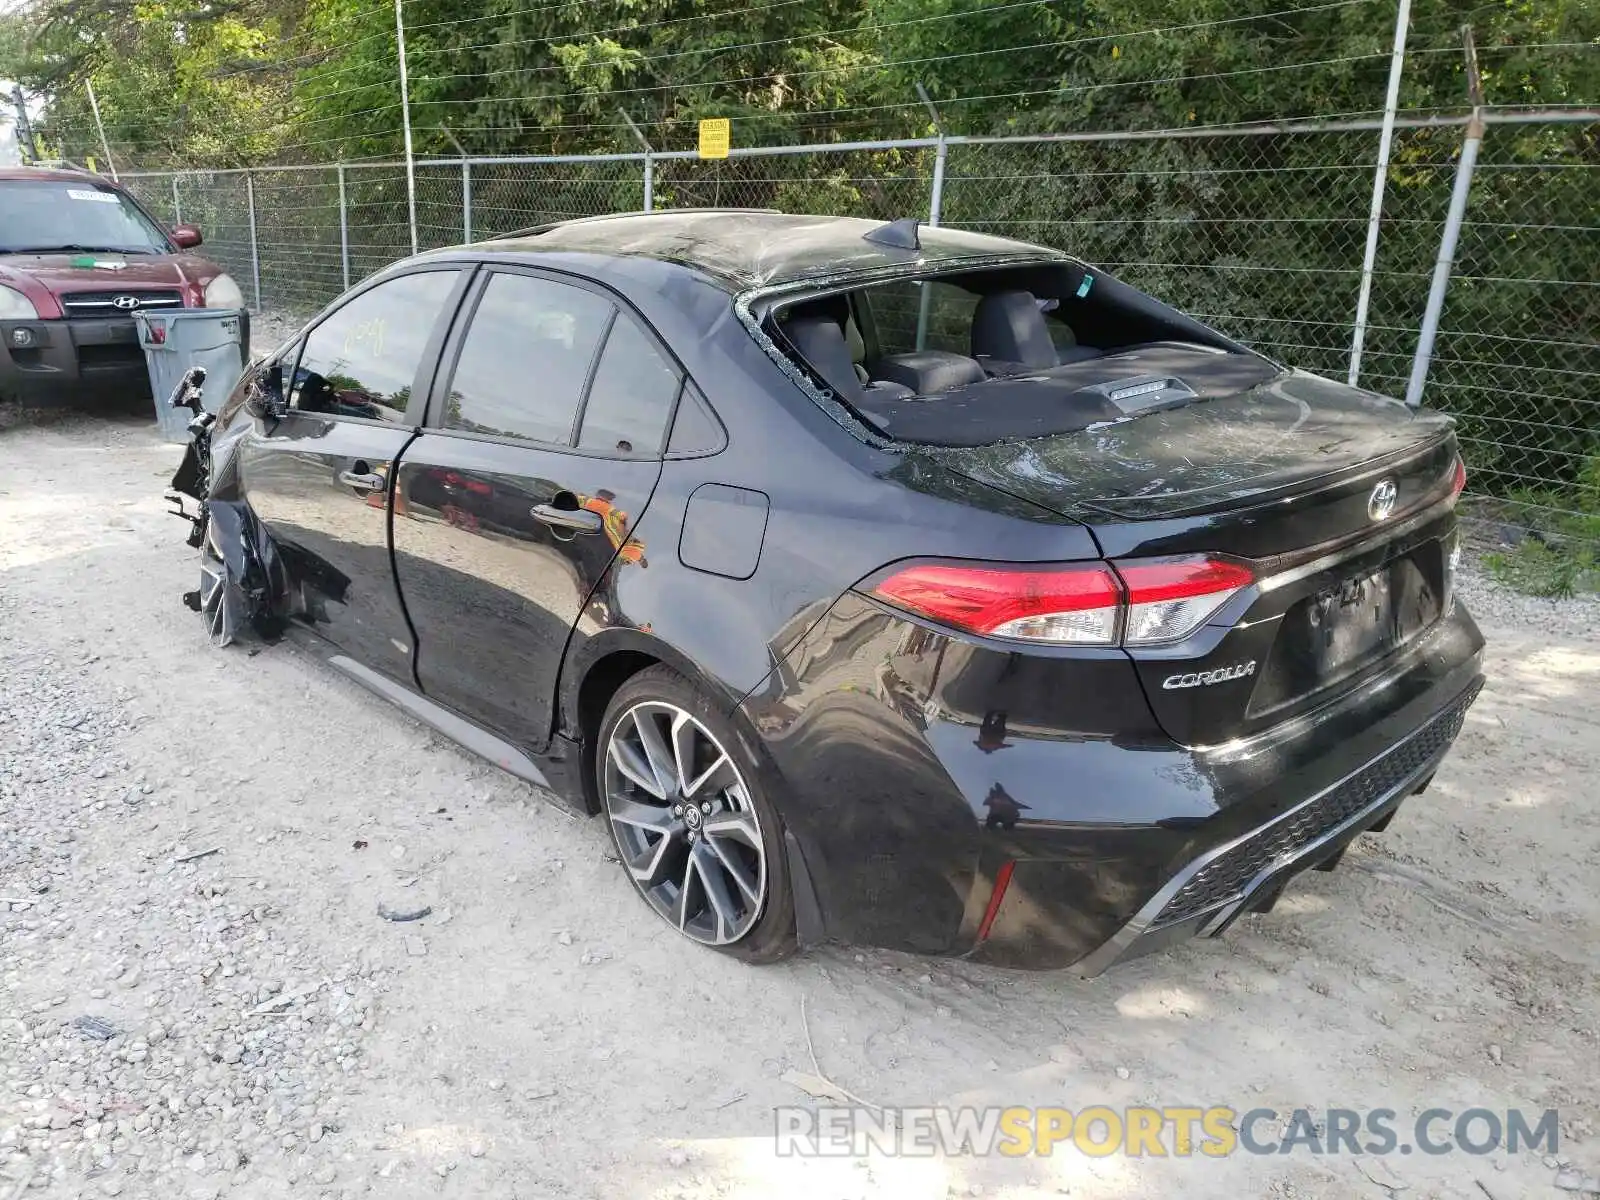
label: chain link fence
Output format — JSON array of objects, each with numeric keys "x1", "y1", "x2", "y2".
[{"x1": 120, "y1": 115, "x2": 1598, "y2": 558}]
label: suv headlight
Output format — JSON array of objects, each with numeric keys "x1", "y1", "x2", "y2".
[
  {"x1": 203, "y1": 273, "x2": 246, "y2": 310},
  {"x1": 0, "y1": 284, "x2": 40, "y2": 320}
]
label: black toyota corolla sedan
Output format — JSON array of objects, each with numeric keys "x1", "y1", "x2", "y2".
[{"x1": 168, "y1": 209, "x2": 1484, "y2": 973}]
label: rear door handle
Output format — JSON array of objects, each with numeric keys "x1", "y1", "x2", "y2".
[
  {"x1": 530, "y1": 503, "x2": 603, "y2": 534},
  {"x1": 339, "y1": 470, "x2": 385, "y2": 492}
]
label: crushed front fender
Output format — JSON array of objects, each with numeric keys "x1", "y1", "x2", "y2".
[{"x1": 166, "y1": 370, "x2": 296, "y2": 647}]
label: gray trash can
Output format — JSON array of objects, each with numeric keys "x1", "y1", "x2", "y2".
[{"x1": 136, "y1": 308, "x2": 250, "y2": 442}]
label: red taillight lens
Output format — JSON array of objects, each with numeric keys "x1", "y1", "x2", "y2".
[
  {"x1": 870, "y1": 561, "x2": 1122, "y2": 644},
  {"x1": 1450, "y1": 456, "x2": 1467, "y2": 499},
  {"x1": 867, "y1": 556, "x2": 1252, "y2": 646},
  {"x1": 1116, "y1": 557, "x2": 1255, "y2": 645}
]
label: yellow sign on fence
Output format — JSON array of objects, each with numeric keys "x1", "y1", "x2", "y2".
[{"x1": 698, "y1": 118, "x2": 731, "y2": 160}]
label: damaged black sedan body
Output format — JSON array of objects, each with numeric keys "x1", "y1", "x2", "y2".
[{"x1": 168, "y1": 210, "x2": 1484, "y2": 972}]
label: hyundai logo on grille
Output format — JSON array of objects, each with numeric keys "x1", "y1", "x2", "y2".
[
  {"x1": 111, "y1": 295, "x2": 142, "y2": 311},
  {"x1": 1368, "y1": 478, "x2": 1398, "y2": 521}
]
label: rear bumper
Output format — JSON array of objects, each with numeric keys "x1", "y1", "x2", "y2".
[
  {"x1": 0, "y1": 317, "x2": 149, "y2": 400},
  {"x1": 1069, "y1": 673, "x2": 1481, "y2": 975},
  {"x1": 749, "y1": 590, "x2": 1486, "y2": 971}
]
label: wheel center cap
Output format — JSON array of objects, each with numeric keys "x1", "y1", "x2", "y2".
[{"x1": 683, "y1": 805, "x2": 702, "y2": 830}]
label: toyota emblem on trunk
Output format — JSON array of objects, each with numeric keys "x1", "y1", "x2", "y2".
[
  {"x1": 112, "y1": 295, "x2": 142, "y2": 310},
  {"x1": 1368, "y1": 478, "x2": 1398, "y2": 521}
]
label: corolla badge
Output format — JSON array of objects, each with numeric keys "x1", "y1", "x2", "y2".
[
  {"x1": 1162, "y1": 661, "x2": 1257, "y2": 690},
  {"x1": 1368, "y1": 478, "x2": 1398, "y2": 521}
]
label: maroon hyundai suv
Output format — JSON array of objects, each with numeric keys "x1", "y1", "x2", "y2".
[{"x1": 0, "y1": 166, "x2": 244, "y2": 405}]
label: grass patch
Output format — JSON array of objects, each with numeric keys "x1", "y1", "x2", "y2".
[{"x1": 1482, "y1": 456, "x2": 1600, "y2": 597}]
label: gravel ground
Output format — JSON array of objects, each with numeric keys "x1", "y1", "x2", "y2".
[{"x1": 1, "y1": 392, "x2": 1598, "y2": 1200}]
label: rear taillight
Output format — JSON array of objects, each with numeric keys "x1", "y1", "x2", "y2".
[
  {"x1": 869, "y1": 562, "x2": 1121, "y2": 645},
  {"x1": 1118, "y1": 557, "x2": 1255, "y2": 645},
  {"x1": 1450, "y1": 456, "x2": 1467, "y2": 500},
  {"x1": 866, "y1": 555, "x2": 1252, "y2": 647}
]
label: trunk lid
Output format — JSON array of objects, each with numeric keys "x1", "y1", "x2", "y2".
[
  {"x1": 935, "y1": 370, "x2": 1456, "y2": 557},
  {"x1": 935, "y1": 370, "x2": 1464, "y2": 746}
]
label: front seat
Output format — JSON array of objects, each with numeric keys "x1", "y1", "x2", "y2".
[{"x1": 971, "y1": 290, "x2": 1102, "y2": 374}]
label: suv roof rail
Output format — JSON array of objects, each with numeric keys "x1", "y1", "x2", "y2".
[{"x1": 487, "y1": 207, "x2": 783, "y2": 242}]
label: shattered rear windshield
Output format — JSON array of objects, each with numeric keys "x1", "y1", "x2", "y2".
[{"x1": 767, "y1": 261, "x2": 1278, "y2": 448}]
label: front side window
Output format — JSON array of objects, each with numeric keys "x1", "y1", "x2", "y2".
[
  {"x1": 0, "y1": 180, "x2": 173, "y2": 255},
  {"x1": 291, "y1": 270, "x2": 460, "y2": 422},
  {"x1": 443, "y1": 272, "x2": 614, "y2": 444}
]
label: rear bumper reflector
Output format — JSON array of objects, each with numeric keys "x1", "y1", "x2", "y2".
[{"x1": 976, "y1": 860, "x2": 1017, "y2": 942}]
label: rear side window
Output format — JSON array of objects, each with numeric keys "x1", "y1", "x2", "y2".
[
  {"x1": 576, "y1": 317, "x2": 682, "y2": 455},
  {"x1": 291, "y1": 269, "x2": 460, "y2": 422},
  {"x1": 443, "y1": 272, "x2": 613, "y2": 443},
  {"x1": 667, "y1": 383, "x2": 726, "y2": 455}
]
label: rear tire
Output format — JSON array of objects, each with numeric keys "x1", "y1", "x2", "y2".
[{"x1": 596, "y1": 666, "x2": 797, "y2": 964}]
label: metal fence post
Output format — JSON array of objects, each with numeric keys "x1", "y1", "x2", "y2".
[
  {"x1": 171, "y1": 175, "x2": 181, "y2": 224},
  {"x1": 1401, "y1": 45, "x2": 1484, "y2": 409},
  {"x1": 394, "y1": 0, "x2": 418, "y2": 255},
  {"x1": 1347, "y1": 0, "x2": 1412, "y2": 386},
  {"x1": 462, "y1": 160, "x2": 472, "y2": 243},
  {"x1": 337, "y1": 164, "x2": 351, "y2": 291},
  {"x1": 1405, "y1": 29, "x2": 1484, "y2": 407},
  {"x1": 244, "y1": 171, "x2": 262, "y2": 310},
  {"x1": 916, "y1": 84, "x2": 947, "y2": 350},
  {"x1": 620, "y1": 111, "x2": 653, "y2": 211},
  {"x1": 1404, "y1": 127, "x2": 1480, "y2": 406},
  {"x1": 928, "y1": 137, "x2": 948, "y2": 228}
]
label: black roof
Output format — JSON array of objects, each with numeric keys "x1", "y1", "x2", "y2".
[{"x1": 474, "y1": 210, "x2": 1062, "y2": 292}]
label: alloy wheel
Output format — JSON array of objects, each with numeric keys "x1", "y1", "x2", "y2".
[
  {"x1": 603, "y1": 701, "x2": 767, "y2": 946},
  {"x1": 197, "y1": 519, "x2": 242, "y2": 647}
]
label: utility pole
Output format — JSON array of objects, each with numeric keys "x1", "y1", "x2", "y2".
[
  {"x1": 85, "y1": 80, "x2": 118, "y2": 180},
  {"x1": 11, "y1": 86, "x2": 41, "y2": 164},
  {"x1": 395, "y1": 0, "x2": 418, "y2": 255}
]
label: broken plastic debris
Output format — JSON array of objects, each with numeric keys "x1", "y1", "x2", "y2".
[
  {"x1": 376, "y1": 901, "x2": 433, "y2": 923},
  {"x1": 72, "y1": 1015, "x2": 119, "y2": 1041}
]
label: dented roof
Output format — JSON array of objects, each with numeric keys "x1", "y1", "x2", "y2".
[{"x1": 478, "y1": 210, "x2": 1064, "y2": 291}]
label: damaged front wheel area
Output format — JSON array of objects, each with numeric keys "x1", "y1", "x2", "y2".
[
  {"x1": 180, "y1": 500, "x2": 282, "y2": 648},
  {"x1": 186, "y1": 516, "x2": 250, "y2": 646}
]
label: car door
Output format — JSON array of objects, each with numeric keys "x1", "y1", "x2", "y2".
[
  {"x1": 236, "y1": 265, "x2": 469, "y2": 684},
  {"x1": 390, "y1": 266, "x2": 682, "y2": 751}
]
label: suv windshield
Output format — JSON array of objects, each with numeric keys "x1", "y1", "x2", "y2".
[{"x1": 0, "y1": 179, "x2": 173, "y2": 255}]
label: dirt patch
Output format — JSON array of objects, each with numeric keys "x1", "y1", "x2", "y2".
[{"x1": 1, "y1": 410, "x2": 1597, "y2": 1199}]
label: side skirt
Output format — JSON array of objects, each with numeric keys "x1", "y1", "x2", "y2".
[{"x1": 327, "y1": 653, "x2": 585, "y2": 811}]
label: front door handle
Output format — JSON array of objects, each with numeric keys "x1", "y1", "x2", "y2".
[
  {"x1": 339, "y1": 470, "x2": 385, "y2": 492},
  {"x1": 530, "y1": 503, "x2": 603, "y2": 534}
]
